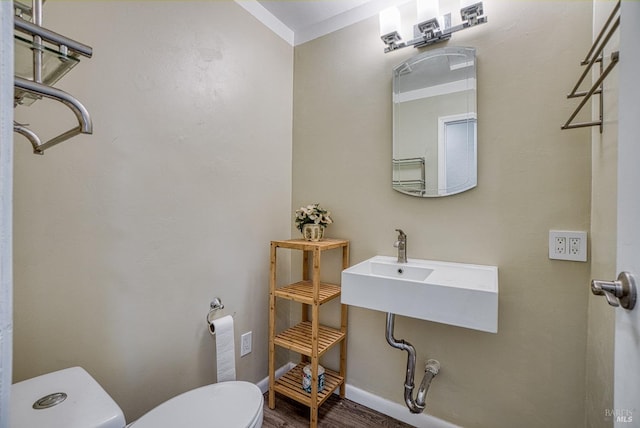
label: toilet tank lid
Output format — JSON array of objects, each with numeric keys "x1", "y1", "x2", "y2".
[
  {"x1": 129, "y1": 381, "x2": 263, "y2": 428},
  {"x1": 10, "y1": 367, "x2": 126, "y2": 428}
]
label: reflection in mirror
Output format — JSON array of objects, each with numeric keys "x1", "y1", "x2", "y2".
[{"x1": 392, "y1": 47, "x2": 477, "y2": 197}]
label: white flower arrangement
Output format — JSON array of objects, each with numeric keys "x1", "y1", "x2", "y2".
[{"x1": 295, "y1": 203, "x2": 333, "y2": 233}]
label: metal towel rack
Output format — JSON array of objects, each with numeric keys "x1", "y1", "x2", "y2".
[
  {"x1": 562, "y1": 0, "x2": 619, "y2": 133},
  {"x1": 393, "y1": 157, "x2": 426, "y2": 195},
  {"x1": 13, "y1": 0, "x2": 94, "y2": 154}
]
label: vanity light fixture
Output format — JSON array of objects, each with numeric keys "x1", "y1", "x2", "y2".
[{"x1": 379, "y1": 0, "x2": 487, "y2": 53}]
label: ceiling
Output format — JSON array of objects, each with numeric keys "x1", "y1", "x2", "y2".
[
  {"x1": 245, "y1": 0, "x2": 409, "y2": 45},
  {"x1": 256, "y1": 0, "x2": 374, "y2": 33}
]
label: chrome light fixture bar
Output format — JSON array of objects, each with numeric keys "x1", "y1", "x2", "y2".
[{"x1": 380, "y1": 1, "x2": 487, "y2": 53}]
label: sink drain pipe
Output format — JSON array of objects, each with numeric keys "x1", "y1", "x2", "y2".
[{"x1": 385, "y1": 312, "x2": 440, "y2": 414}]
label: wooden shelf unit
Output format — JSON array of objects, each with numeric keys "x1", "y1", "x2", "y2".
[{"x1": 268, "y1": 238, "x2": 349, "y2": 428}]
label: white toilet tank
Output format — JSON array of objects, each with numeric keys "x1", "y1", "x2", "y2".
[{"x1": 10, "y1": 366, "x2": 126, "y2": 428}]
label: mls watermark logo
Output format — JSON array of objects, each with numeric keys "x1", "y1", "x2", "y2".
[{"x1": 604, "y1": 408, "x2": 633, "y2": 423}]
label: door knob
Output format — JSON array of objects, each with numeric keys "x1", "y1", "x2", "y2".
[{"x1": 591, "y1": 271, "x2": 637, "y2": 310}]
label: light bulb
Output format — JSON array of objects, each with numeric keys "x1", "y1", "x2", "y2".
[
  {"x1": 379, "y1": 7, "x2": 401, "y2": 37},
  {"x1": 417, "y1": 0, "x2": 440, "y2": 23}
]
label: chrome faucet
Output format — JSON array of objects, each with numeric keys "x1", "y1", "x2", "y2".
[{"x1": 394, "y1": 229, "x2": 407, "y2": 263}]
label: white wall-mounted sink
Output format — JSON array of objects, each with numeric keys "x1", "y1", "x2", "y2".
[{"x1": 341, "y1": 255, "x2": 498, "y2": 333}]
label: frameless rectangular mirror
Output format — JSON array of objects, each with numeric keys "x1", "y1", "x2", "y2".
[{"x1": 392, "y1": 47, "x2": 477, "y2": 197}]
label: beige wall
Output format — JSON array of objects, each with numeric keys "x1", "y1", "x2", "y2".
[
  {"x1": 12, "y1": 0, "x2": 293, "y2": 421},
  {"x1": 585, "y1": 1, "x2": 618, "y2": 426},
  {"x1": 292, "y1": 1, "x2": 592, "y2": 427}
]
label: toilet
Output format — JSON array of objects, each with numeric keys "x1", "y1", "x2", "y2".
[{"x1": 10, "y1": 367, "x2": 264, "y2": 428}]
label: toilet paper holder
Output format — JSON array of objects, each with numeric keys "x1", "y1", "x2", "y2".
[
  {"x1": 207, "y1": 297, "x2": 230, "y2": 336},
  {"x1": 210, "y1": 297, "x2": 224, "y2": 312}
]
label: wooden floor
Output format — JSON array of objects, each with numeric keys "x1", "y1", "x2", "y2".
[{"x1": 262, "y1": 393, "x2": 414, "y2": 428}]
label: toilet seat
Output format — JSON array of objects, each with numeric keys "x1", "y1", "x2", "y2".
[{"x1": 129, "y1": 381, "x2": 263, "y2": 428}]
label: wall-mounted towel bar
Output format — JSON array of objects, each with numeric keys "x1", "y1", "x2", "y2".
[
  {"x1": 562, "y1": 0, "x2": 619, "y2": 133},
  {"x1": 14, "y1": 77, "x2": 92, "y2": 155},
  {"x1": 14, "y1": 16, "x2": 93, "y2": 59},
  {"x1": 12, "y1": 0, "x2": 94, "y2": 154}
]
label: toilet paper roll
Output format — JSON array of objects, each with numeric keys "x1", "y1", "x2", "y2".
[{"x1": 211, "y1": 315, "x2": 236, "y2": 382}]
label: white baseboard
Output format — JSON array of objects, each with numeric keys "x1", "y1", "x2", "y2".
[
  {"x1": 256, "y1": 362, "x2": 296, "y2": 394},
  {"x1": 256, "y1": 362, "x2": 458, "y2": 428},
  {"x1": 343, "y1": 383, "x2": 459, "y2": 428}
]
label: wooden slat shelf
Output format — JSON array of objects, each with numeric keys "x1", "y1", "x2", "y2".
[
  {"x1": 273, "y1": 363, "x2": 344, "y2": 408},
  {"x1": 274, "y1": 280, "x2": 341, "y2": 305},
  {"x1": 274, "y1": 321, "x2": 345, "y2": 357},
  {"x1": 271, "y1": 238, "x2": 349, "y2": 252}
]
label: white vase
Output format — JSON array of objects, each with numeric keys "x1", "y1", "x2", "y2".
[{"x1": 301, "y1": 224, "x2": 324, "y2": 242}]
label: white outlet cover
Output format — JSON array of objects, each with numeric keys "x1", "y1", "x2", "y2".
[
  {"x1": 240, "y1": 331, "x2": 252, "y2": 357},
  {"x1": 549, "y1": 230, "x2": 587, "y2": 262}
]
